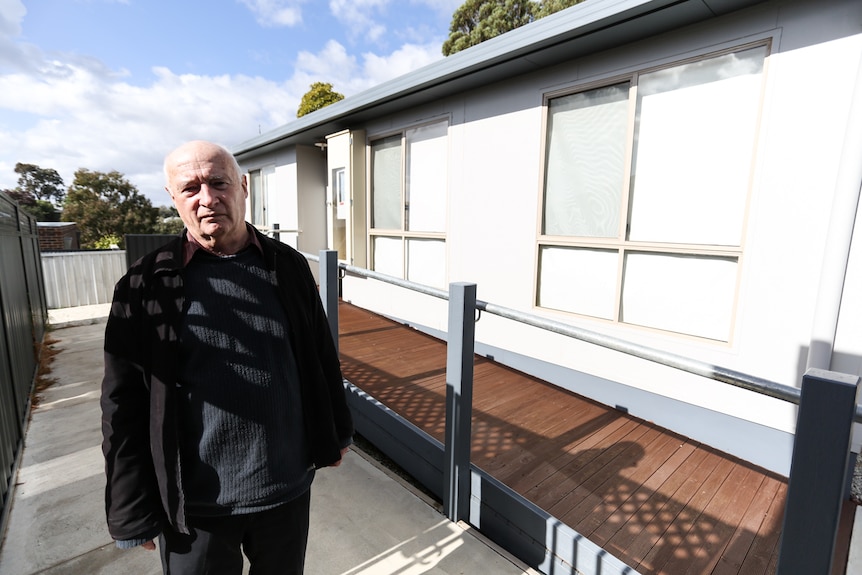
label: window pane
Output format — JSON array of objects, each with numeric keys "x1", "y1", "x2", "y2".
[
  {"x1": 407, "y1": 238, "x2": 446, "y2": 289},
  {"x1": 406, "y1": 122, "x2": 448, "y2": 233},
  {"x1": 622, "y1": 252, "x2": 737, "y2": 341},
  {"x1": 628, "y1": 46, "x2": 767, "y2": 246},
  {"x1": 372, "y1": 236, "x2": 403, "y2": 278},
  {"x1": 537, "y1": 246, "x2": 617, "y2": 319},
  {"x1": 250, "y1": 170, "x2": 264, "y2": 226},
  {"x1": 543, "y1": 84, "x2": 629, "y2": 237},
  {"x1": 371, "y1": 135, "x2": 402, "y2": 230},
  {"x1": 332, "y1": 168, "x2": 347, "y2": 259}
]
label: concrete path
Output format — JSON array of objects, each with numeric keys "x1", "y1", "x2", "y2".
[{"x1": 0, "y1": 310, "x2": 537, "y2": 575}]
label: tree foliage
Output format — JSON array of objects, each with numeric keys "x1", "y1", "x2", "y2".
[
  {"x1": 24, "y1": 199, "x2": 61, "y2": 221},
  {"x1": 91, "y1": 234, "x2": 123, "y2": 250},
  {"x1": 297, "y1": 82, "x2": 345, "y2": 118},
  {"x1": 2, "y1": 163, "x2": 65, "y2": 220},
  {"x1": 62, "y1": 169, "x2": 159, "y2": 248},
  {"x1": 534, "y1": 0, "x2": 583, "y2": 18},
  {"x1": 442, "y1": 0, "x2": 585, "y2": 56},
  {"x1": 14, "y1": 163, "x2": 66, "y2": 204},
  {"x1": 1, "y1": 190, "x2": 60, "y2": 221},
  {"x1": 442, "y1": 0, "x2": 534, "y2": 56},
  {"x1": 154, "y1": 205, "x2": 185, "y2": 235}
]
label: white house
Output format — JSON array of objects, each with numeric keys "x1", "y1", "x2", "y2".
[{"x1": 233, "y1": 0, "x2": 862, "y2": 479}]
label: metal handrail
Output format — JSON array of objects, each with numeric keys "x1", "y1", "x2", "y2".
[
  {"x1": 258, "y1": 226, "x2": 301, "y2": 236},
  {"x1": 306, "y1": 253, "x2": 862, "y2": 423},
  {"x1": 476, "y1": 300, "x2": 801, "y2": 404}
]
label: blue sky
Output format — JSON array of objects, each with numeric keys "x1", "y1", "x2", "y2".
[{"x1": 0, "y1": 0, "x2": 460, "y2": 205}]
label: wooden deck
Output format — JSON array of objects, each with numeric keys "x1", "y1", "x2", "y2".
[{"x1": 337, "y1": 301, "x2": 789, "y2": 575}]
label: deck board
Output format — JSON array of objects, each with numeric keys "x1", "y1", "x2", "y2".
[
  {"x1": 637, "y1": 456, "x2": 737, "y2": 573},
  {"x1": 587, "y1": 436, "x2": 697, "y2": 545},
  {"x1": 606, "y1": 443, "x2": 710, "y2": 565},
  {"x1": 712, "y1": 475, "x2": 783, "y2": 575},
  {"x1": 337, "y1": 301, "x2": 789, "y2": 575}
]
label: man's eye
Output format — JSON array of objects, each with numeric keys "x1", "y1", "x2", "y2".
[{"x1": 211, "y1": 181, "x2": 229, "y2": 189}]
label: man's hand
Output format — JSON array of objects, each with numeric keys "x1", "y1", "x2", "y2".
[
  {"x1": 142, "y1": 540, "x2": 156, "y2": 551},
  {"x1": 330, "y1": 447, "x2": 349, "y2": 467}
]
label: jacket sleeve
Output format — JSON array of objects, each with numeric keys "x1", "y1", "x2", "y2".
[
  {"x1": 309, "y1": 270, "x2": 355, "y2": 451},
  {"x1": 292, "y1": 251, "x2": 355, "y2": 462},
  {"x1": 100, "y1": 278, "x2": 164, "y2": 542}
]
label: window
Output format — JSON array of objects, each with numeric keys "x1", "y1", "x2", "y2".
[
  {"x1": 369, "y1": 120, "x2": 448, "y2": 288},
  {"x1": 249, "y1": 169, "x2": 266, "y2": 227},
  {"x1": 538, "y1": 44, "x2": 768, "y2": 342}
]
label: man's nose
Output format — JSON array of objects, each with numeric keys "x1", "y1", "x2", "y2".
[{"x1": 199, "y1": 184, "x2": 219, "y2": 207}]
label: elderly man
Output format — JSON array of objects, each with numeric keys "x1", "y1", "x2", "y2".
[{"x1": 101, "y1": 140, "x2": 354, "y2": 574}]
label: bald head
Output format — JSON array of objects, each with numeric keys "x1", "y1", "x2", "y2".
[
  {"x1": 164, "y1": 140, "x2": 242, "y2": 188},
  {"x1": 164, "y1": 140, "x2": 249, "y2": 255}
]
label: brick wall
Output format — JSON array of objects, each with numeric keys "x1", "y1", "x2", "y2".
[{"x1": 37, "y1": 224, "x2": 80, "y2": 251}]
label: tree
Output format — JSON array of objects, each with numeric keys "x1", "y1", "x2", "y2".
[
  {"x1": 442, "y1": 0, "x2": 535, "y2": 56},
  {"x1": 297, "y1": 82, "x2": 345, "y2": 118},
  {"x1": 91, "y1": 234, "x2": 123, "y2": 250},
  {"x1": 14, "y1": 163, "x2": 66, "y2": 204},
  {"x1": 442, "y1": 0, "x2": 585, "y2": 56},
  {"x1": 154, "y1": 205, "x2": 185, "y2": 235},
  {"x1": 62, "y1": 169, "x2": 159, "y2": 249},
  {"x1": 1, "y1": 188, "x2": 60, "y2": 221},
  {"x1": 3, "y1": 163, "x2": 65, "y2": 221},
  {"x1": 534, "y1": 0, "x2": 584, "y2": 18}
]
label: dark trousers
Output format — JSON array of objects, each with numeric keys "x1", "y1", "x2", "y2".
[{"x1": 159, "y1": 489, "x2": 311, "y2": 575}]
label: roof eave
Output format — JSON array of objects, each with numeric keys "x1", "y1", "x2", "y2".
[{"x1": 233, "y1": 0, "x2": 767, "y2": 159}]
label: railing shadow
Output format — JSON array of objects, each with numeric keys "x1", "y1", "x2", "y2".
[
  {"x1": 337, "y1": 520, "x2": 488, "y2": 575},
  {"x1": 338, "y1": 305, "x2": 787, "y2": 575}
]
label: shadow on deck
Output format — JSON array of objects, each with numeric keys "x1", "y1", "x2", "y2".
[{"x1": 337, "y1": 301, "x2": 789, "y2": 575}]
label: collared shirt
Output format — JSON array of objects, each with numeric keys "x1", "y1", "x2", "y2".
[{"x1": 182, "y1": 224, "x2": 263, "y2": 267}]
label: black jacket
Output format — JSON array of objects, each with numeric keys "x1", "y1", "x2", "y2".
[{"x1": 100, "y1": 229, "x2": 354, "y2": 542}]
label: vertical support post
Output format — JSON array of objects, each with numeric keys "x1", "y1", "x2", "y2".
[
  {"x1": 272, "y1": 222, "x2": 280, "y2": 242},
  {"x1": 319, "y1": 250, "x2": 339, "y2": 353},
  {"x1": 444, "y1": 282, "x2": 477, "y2": 523},
  {"x1": 777, "y1": 368, "x2": 861, "y2": 574}
]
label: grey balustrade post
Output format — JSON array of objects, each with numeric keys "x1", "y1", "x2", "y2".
[
  {"x1": 272, "y1": 223, "x2": 280, "y2": 242},
  {"x1": 444, "y1": 282, "x2": 477, "y2": 523},
  {"x1": 319, "y1": 250, "x2": 339, "y2": 352},
  {"x1": 777, "y1": 368, "x2": 861, "y2": 574}
]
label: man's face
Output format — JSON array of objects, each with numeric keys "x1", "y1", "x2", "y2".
[{"x1": 165, "y1": 141, "x2": 248, "y2": 252}]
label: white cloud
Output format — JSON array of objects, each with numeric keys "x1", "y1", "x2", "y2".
[
  {"x1": 0, "y1": 0, "x2": 32, "y2": 73},
  {"x1": 359, "y1": 41, "x2": 443, "y2": 87},
  {"x1": 411, "y1": 0, "x2": 463, "y2": 14},
  {"x1": 0, "y1": 0, "x2": 25, "y2": 37},
  {"x1": 0, "y1": 60, "x2": 295, "y2": 204},
  {"x1": 329, "y1": 0, "x2": 388, "y2": 43},
  {"x1": 238, "y1": 0, "x2": 305, "y2": 27},
  {"x1": 293, "y1": 40, "x2": 358, "y2": 90},
  {"x1": 292, "y1": 38, "x2": 443, "y2": 96},
  {"x1": 0, "y1": 8, "x2": 444, "y2": 207}
]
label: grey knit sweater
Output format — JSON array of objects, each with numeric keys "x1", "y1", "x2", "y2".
[{"x1": 177, "y1": 247, "x2": 312, "y2": 516}]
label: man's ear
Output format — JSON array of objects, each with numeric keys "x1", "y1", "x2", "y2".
[{"x1": 242, "y1": 175, "x2": 249, "y2": 198}]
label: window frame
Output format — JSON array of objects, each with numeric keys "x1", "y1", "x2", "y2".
[
  {"x1": 248, "y1": 168, "x2": 266, "y2": 228},
  {"x1": 535, "y1": 41, "x2": 771, "y2": 343},
  {"x1": 367, "y1": 118, "x2": 449, "y2": 286},
  {"x1": 247, "y1": 165, "x2": 277, "y2": 230}
]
